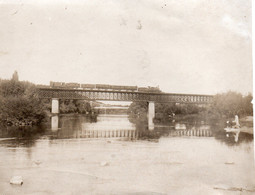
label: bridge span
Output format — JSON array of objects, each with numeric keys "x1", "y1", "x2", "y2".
[{"x1": 37, "y1": 87, "x2": 213, "y2": 130}]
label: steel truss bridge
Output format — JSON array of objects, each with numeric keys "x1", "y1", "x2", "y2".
[{"x1": 37, "y1": 88, "x2": 213, "y2": 104}]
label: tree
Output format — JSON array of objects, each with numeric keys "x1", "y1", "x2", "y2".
[
  {"x1": 242, "y1": 93, "x2": 253, "y2": 116},
  {"x1": 60, "y1": 100, "x2": 77, "y2": 113},
  {"x1": 12, "y1": 70, "x2": 19, "y2": 81},
  {"x1": 59, "y1": 100, "x2": 92, "y2": 114},
  {"x1": 209, "y1": 91, "x2": 252, "y2": 117},
  {"x1": 0, "y1": 79, "x2": 26, "y2": 97},
  {"x1": 1, "y1": 96, "x2": 45, "y2": 125},
  {"x1": 127, "y1": 101, "x2": 148, "y2": 124},
  {"x1": 0, "y1": 79, "x2": 47, "y2": 125}
]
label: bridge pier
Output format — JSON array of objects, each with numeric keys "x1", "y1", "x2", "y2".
[
  {"x1": 51, "y1": 115, "x2": 59, "y2": 131},
  {"x1": 148, "y1": 101, "x2": 155, "y2": 130},
  {"x1": 52, "y1": 98, "x2": 59, "y2": 114}
]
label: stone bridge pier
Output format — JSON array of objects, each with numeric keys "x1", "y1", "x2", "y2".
[
  {"x1": 148, "y1": 101, "x2": 155, "y2": 130},
  {"x1": 52, "y1": 98, "x2": 60, "y2": 114}
]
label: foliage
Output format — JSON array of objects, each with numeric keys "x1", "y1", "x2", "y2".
[
  {"x1": 1, "y1": 96, "x2": 46, "y2": 125},
  {"x1": 60, "y1": 100, "x2": 77, "y2": 113},
  {"x1": 127, "y1": 91, "x2": 253, "y2": 124},
  {"x1": 0, "y1": 79, "x2": 47, "y2": 125},
  {"x1": 0, "y1": 79, "x2": 26, "y2": 97},
  {"x1": 127, "y1": 101, "x2": 148, "y2": 124},
  {"x1": 154, "y1": 103, "x2": 206, "y2": 122},
  {"x1": 74, "y1": 100, "x2": 92, "y2": 114},
  {"x1": 209, "y1": 91, "x2": 253, "y2": 118},
  {"x1": 59, "y1": 100, "x2": 92, "y2": 114}
]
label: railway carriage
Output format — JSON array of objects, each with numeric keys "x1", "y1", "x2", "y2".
[
  {"x1": 50, "y1": 81, "x2": 65, "y2": 88},
  {"x1": 65, "y1": 83, "x2": 80, "y2": 89},
  {"x1": 50, "y1": 81, "x2": 139, "y2": 92},
  {"x1": 81, "y1": 84, "x2": 96, "y2": 89}
]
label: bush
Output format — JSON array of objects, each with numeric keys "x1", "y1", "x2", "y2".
[
  {"x1": 127, "y1": 101, "x2": 148, "y2": 124},
  {"x1": 209, "y1": 91, "x2": 253, "y2": 118},
  {"x1": 1, "y1": 96, "x2": 45, "y2": 125},
  {"x1": 59, "y1": 100, "x2": 92, "y2": 114},
  {"x1": 0, "y1": 79, "x2": 47, "y2": 126}
]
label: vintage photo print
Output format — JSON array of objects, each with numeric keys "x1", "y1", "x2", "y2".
[{"x1": 0, "y1": 0, "x2": 254, "y2": 194}]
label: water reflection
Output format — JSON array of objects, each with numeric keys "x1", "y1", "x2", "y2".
[
  {"x1": 51, "y1": 115, "x2": 59, "y2": 131},
  {"x1": 0, "y1": 114, "x2": 253, "y2": 147},
  {"x1": 82, "y1": 115, "x2": 135, "y2": 131},
  {"x1": 0, "y1": 125, "x2": 47, "y2": 147},
  {"x1": 52, "y1": 114, "x2": 136, "y2": 139},
  {"x1": 175, "y1": 123, "x2": 187, "y2": 130},
  {"x1": 169, "y1": 129, "x2": 212, "y2": 137},
  {"x1": 0, "y1": 114, "x2": 253, "y2": 194},
  {"x1": 78, "y1": 129, "x2": 137, "y2": 139}
]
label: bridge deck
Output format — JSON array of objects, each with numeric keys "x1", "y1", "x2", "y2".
[{"x1": 37, "y1": 88, "x2": 213, "y2": 104}]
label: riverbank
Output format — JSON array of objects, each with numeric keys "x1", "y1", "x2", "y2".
[
  {"x1": 240, "y1": 116, "x2": 253, "y2": 134},
  {"x1": 155, "y1": 114, "x2": 253, "y2": 134}
]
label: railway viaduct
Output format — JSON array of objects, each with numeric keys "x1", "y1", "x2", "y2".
[{"x1": 37, "y1": 87, "x2": 213, "y2": 130}]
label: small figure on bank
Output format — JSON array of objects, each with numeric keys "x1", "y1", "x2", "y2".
[
  {"x1": 226, "y1": 120, "x2": 233, "y2": 128},
  {"x1": 232, "y1": 115, "x2": 241, "y2": 129},
  {"x1": 224, "y1": 115, "x2": 241, "y2": 142},
  {"x1": 226, "y1": 115, "x2": 240, "y2": 129}
]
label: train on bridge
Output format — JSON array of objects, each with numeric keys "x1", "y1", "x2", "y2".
[{"x1": 48, "y1": 81, "x2": 160, "y2": 93}]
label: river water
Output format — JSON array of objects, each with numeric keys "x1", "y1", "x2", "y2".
[{"x1": 0, "y1": 114, "x2": 254, "y2": 194}]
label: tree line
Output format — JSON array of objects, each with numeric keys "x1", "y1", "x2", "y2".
[
  {"x1": 0, "y1": 78, "x2": 95, "y2": 126},
  {"x1": 127, "y1": 91, "x2": 253, "y2": 124},
  {"x1": 0, "y1": 73, "x2": 252, "y2": 126}
]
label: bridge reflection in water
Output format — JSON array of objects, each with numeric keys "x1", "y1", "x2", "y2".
[
  {"x1": 51, "y1": 115, "x2": 59, "y2": 131},
  {"x1": 72, "y1": 129, "x2": 213, "y2": 139},
  {"x1": 51, "y1": 115, "x2": 213, "y2": 139},
  {"x1": 77, "y1": 129, "x2": 137, "y2": 139},
  {"x1": 169, "y1": 129, "x2": 212, "y2": 137}
]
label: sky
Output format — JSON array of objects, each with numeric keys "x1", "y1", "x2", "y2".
[{"x1": 0, "y1": 0, "x2": 252, "y2": 95}]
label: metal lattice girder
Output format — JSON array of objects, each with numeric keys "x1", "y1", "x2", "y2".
[{"x1": 37, "y1": 88, "x2": 213, "y2": 103}]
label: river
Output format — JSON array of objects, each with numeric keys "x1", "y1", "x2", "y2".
[{"x1": 0, "y1": 114, "x2": 254, "y2": 194}]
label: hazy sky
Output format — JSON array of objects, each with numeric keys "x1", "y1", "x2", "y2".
[{"x1": 0, "y1": 0, "x2": 252, "y2": 95}]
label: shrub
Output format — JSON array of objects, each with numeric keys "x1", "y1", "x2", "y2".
[{"x1": 0, "y1": 79, "x2": 47, "y2": 125}]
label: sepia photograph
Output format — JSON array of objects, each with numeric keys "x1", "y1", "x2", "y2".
[{"x1": 0, "y1": 0, "x2": 254, "y2": 194}]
